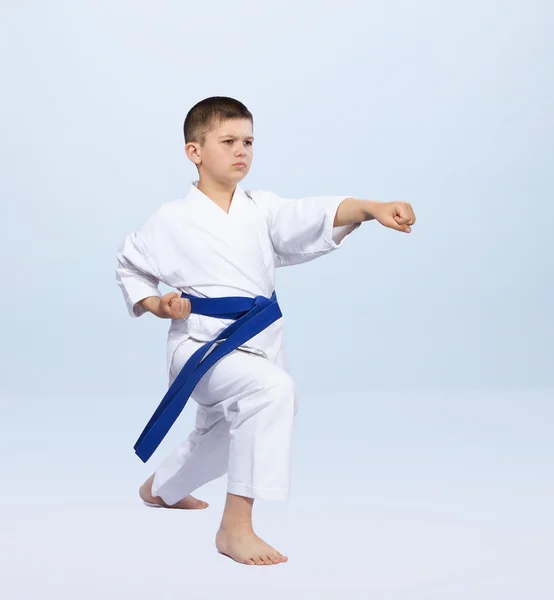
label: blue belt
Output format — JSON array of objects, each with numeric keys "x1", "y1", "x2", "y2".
[{"x1": 134, "y1": 291, "x2": 282, "y2": 462}]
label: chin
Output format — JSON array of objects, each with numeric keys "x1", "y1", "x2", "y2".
[{"x1": 229, "y1": 170, "x2": 248, "y2": 184}]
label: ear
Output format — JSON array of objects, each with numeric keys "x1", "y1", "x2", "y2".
[{"x1": 185, "y1": 142, "x2": 201, "y2": 165}]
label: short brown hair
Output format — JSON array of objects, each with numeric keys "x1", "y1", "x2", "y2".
[{"x1": 184, "y1": 96, "x2": 253, "y2": 145}]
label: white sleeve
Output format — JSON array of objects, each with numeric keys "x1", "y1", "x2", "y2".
[
  {"x1": 115, "y1": 230, "x2": 163, "y2": 317},
  {"x1": 264, "y1": 191, "x2": 362, "y2": 267}
]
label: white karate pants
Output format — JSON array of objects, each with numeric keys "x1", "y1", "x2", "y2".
[{"x1": 151, "y1": 339, "x2": 299, "y2": 503}]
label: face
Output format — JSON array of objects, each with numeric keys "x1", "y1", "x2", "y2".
[{"x1": 186, "y1": 118, "x2": 254, "y2": 185}]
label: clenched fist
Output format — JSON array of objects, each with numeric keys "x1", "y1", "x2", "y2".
[
  {"x1": 372, "y1": 201, "x2": 416, "y2": 233},
  {"x1": 140, "y1": 292, "x2": 192, "y2": 319},
  {"x1": 159, "y1": 292, "x2": 191, "y2": 319}
]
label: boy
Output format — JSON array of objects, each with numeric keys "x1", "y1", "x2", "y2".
[{"x1": 115, "y1": 96, "x2": 415, "y2": 566}]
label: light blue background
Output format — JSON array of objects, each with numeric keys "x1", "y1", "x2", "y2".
[{"x1": 1, "y1": 1, "x2": 552, "y2": 598}]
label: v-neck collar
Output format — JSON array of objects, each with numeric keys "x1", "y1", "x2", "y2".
[{"x1": 190, "y1": 180, "x2": 242, "y2": 216}]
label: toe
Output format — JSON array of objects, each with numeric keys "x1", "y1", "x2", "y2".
[
  {"x1": 253, "y1": 557, "x2": 265, "y2": 566},
  {"x1": 188, "y1": 497, "x2": 208, "y2": 509}
]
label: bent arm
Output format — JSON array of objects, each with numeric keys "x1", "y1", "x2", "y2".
[{"x1": 115, "y1": 231, "x2": 162, "y2": 317}]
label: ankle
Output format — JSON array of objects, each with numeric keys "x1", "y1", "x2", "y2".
[{"x1": 219, "y1": 519, "x2": 254, "y2": 533}]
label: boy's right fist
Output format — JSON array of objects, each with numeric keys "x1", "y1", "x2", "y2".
[{"x1": 157, "y1": 292, "x2": 192, "y2": 319}]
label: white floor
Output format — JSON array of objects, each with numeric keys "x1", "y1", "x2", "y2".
[{"x1": 2, "y1": 389, "x2": 552, "y2": 599}]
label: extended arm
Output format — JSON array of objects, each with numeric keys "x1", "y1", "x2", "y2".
[{"x1": 334, "y1": 197, "x2": 416, "y2": 233}]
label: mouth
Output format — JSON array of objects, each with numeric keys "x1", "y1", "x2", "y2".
[{"x1": 233, "y1": 163, "x2": 247, "y2": 168}]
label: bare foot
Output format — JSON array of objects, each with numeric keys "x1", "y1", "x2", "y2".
[
  {"x1": 216, "y1": 525, "x2": 288, "y2": 565},
  {"x1": 139, "y1": 474, "x2": 208, "y2": 510}
]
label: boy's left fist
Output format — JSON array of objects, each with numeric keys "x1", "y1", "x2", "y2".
[{"x1": 373, "y1": 201, "x2": 416, "y2": 233}]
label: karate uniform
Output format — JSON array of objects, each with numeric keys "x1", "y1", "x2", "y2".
[{"x1": 115, "y1": 181, "x2": 360, "y2": 502}]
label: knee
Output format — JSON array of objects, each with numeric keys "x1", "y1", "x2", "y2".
[
  {"x1": 232, "y1": 368, "x2": 299, "y2": 430},
  {"x1": 266, "y1": 369, "x2": 298, "y2": 415}
]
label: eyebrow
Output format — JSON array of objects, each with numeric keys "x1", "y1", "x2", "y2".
[{"x1": 218, "y1": 135, "x2": 254, "y2": 140}]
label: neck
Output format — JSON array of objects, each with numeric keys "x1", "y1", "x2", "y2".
[{"x1": 196, "y1": 176, "x2": 237, "y2": 209}]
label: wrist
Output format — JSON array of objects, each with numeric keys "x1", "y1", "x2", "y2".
[
  {"x1": 139, "y1": 296, "x2": 162, "y2": 316},
  {"x1": 362, "y1": 200, "x2": 382, "y2": 220}
]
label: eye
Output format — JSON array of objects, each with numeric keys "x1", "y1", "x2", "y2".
[
  {"x1": 223, "y1": 139, "x2": 233, "y2": 144},
  {"x1": 245, "y1": 140, "x2": 253, "y2": 146}
]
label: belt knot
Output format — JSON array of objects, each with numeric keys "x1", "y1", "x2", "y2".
[{"x1": 253, "y1": 295, "x2": 271, "y2": 310}]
